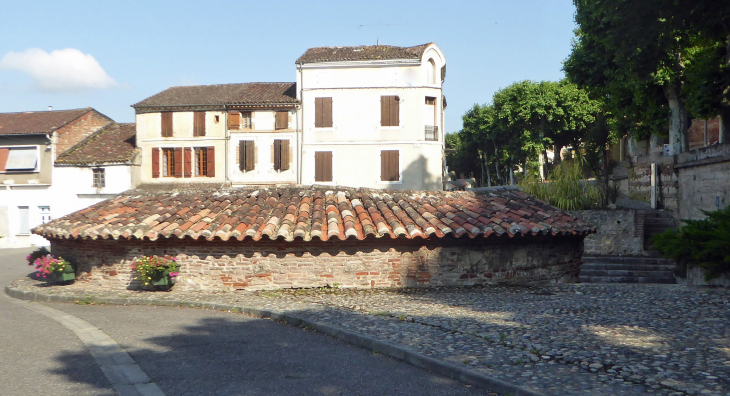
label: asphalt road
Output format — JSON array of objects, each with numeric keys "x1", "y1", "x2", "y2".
[{"x1": 0, "y1": 248, "x2": 485, "y2": 396}]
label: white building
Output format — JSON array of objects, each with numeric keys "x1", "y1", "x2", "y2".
[
  {"x1": 296, "y1": 43, "x2": 446, "y2": 190},
  {"x1": 130, "y1": 43, "x2": 446, "y2": 191},
  {"x1": 0, "y1": 108, "x2": 118, "y2": 247}
]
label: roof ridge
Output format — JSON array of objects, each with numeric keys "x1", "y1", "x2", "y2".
[{"x1": 0, "y1": 107, "x2": 92, "y2": 116}]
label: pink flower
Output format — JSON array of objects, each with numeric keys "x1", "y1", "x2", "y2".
[{"x1": 169, "y1": 272, "x2": 179, "y2": 278}]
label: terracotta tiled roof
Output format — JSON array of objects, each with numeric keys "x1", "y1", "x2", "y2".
[
  {"x1": 296, "y1": 43, "x2": 432, "y2": 63},
  {"x1": 0, "y1": 108, "x2": 93, "y2": 135},
  {"x1": 56, "y1": 123, "x2": 137, "y2": 165},
  {"x1": 33, "y1": 187, "x2": 594, "y2": 242},
  {"x1": 132, "y1": 83, "x2": 297, "y2": 108}
]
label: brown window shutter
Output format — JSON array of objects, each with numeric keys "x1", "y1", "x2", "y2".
[
  {"x1": 275, "y1": 111, "x2": 288, "y2": 130},
  {"x1": 315, "y1": 151, "x2": 332, "y2": 182},
  {"x1": 381, "y1": 96, "x2": 389, "y2": 126},
  {"x1": 246, "y1": 141, "x2": 255, "y2": 171},
  {"x1": 239, "y1": 141, "x2": 245, "y2": 171},
  {"x1": 161, "y1": 112, "x2": 173, "y2": 137},
  {"x1": 273, "y1": 140, "x2": 281, "y2": 170},
  {"x1": 0, "y1": 147, "x2": 9, "y2": 172},
  {"x1": 174, "y1": 147, "x2": 183, "y2": 178},
  {"x1": 194, "y1": 112, "x2": 206, "y2": 136},
  {"x1": 151, "y1": 148, "x2": 160, "y2": 178},
  {"x1": 323, "y1": 97, "x2": 332, "y2": 128},
  {"x1": 314, "y1": 98, "x2": 323, "y2": 128},
  {"x1": 391, "y1": 96, "x2": 399, "y2": 126},
  {"x1": 206, "y1": 146, "x2": 215, "y2": 177},
  {"x1": 184, "y1": 148, "x2": 192, "y2": 177},
  {"x1": 228, "y1": 112, "x2": 240, "y2": 130},
  {"x1": 281, "y1": 140, "x2": 290, "y2": 171},
  {"x1": 381, "y1": 150, "x2": 399, "y2": 181}
]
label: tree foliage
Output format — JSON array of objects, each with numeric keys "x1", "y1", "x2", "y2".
[{"x1": 564, "y1": 0, "x2": 730, "y2": 152}]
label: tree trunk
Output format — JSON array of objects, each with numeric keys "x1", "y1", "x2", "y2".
[
  {"x1": 554, "y1": 143, "x2": 563, "y2": 165},
  {"x1": 480, "y1": 153, "x2": 486, "y2": 187},
  {"x1": 664, "y1": 82, "x2": 689, "y2": 155},
  {"x1": 509, "y1": 156, "x2": 514, "y2": 185},
  {"x1": 485, "y1": 155, "x2": 492, "y2": 187},
  {"x1": 493, "y1": 142, "x2": 501, "y2": 185},
  {"x1": 720, "y1": 36, "x2": 730, "y2": 144}
]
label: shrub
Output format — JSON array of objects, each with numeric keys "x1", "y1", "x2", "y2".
[
  {"x1": 519, "y1": 160, "x2": 603, "y2": 210},
  {"x1": 131, "y1": 255, "x2": 180, "y2": 285},
  {"x1": 26, "y1": 247, "x2": 51, "y2": 265},
  {"x1": 651, "y1": 206, "x2": 730, "y2": 280}
]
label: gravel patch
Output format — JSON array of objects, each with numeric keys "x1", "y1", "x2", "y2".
[{"x1": 10, "y1": 276, "x2": 730, "y2": 396}]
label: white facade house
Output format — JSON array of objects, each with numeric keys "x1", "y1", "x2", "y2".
[
  {"x1": 296, "y1": 43, "x2": 446, "y2": 190},
  {"x1": 0, "y1": 108, "x2": 124, "y2": 248},
  {"x1": 130, "y1": 43, "x2": 446, "y2": 191}
]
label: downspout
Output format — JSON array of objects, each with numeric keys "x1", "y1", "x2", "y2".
[
  {"x1": 223, "y1": 105, "x2": 229, "y2": 187},
  {"x1": 297, "y1": 62, "x2": 304, "y2": 185},
  {"x1": 295, "y1": 102, "x2": 301, "y2": 184}
]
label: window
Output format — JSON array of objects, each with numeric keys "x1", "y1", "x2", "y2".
[
  {"x1": 195, "y1": 148, "x2": 207, "y2": 176},
  {"x1": 380, "y1": 150, "x2": 399, "y2": 182},
  {"x1": 214, "y1": 115, "x2": 220, "y2": 123},
  {"x1": 380, "y1": 96, "x2": 400, "y2": 127},
  {"x1": 92, "y1": 168, "x2": 105, "y2": 187},
  {"x1": 18, "y1": 206, "x2": 29, "y2": 234},
  {"x1": 241, "y1": 112, "x2": 252, "y2": 129},
  {"x1": 161, "y1": 112, "x2": 173, "y2": 137},
  {"x1": 228, "y1": 112, "x2": 240, "y2": 130},
  {"x1": 427, "y1": 59, "x2": 436, "y2": 84},
  {"x1": 314, "y1": 98, "x2": 333, "y2": 128},
  {"x1": 0, "y1": 147, "x2": 38, "y2": 172},
  {"x1": 162, "y1": 148, "x2": 175, "y2": 177},
  {"x1": 39, "y1": 206, "x2": 51, "y2": 224},
  {"x1": 239, "y1": 141, "x2": 255, "y2": 172},
  {"x1": 275, "y1": 111, "x2": 288, "y2": 130},
  {"x1": 314, "y1": 151, "x2": 333, "y2": 182},
  {"x1": 193, "y1": 111, "x2": 206, "y2": 137},
  {"x1": 273, "y1": 139, "x2": 290, "y2": 171},
  {"x1": 425, "y1": 97, "x2": 436, "y2": 105}
]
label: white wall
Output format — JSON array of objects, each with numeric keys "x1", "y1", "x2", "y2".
[
  {"x1": 297, "y1": 43, "x2": 446, "y2": 190},
  {"x1": 52, "y1": 164, "x2": 135, "y2": 217},
  {"x1": 0, "y1": 185, "x2": 53, "y2": 247}
]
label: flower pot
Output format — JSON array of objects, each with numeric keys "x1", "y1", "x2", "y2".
[
  {"x1": 52, "y1": 265, "x2": 76, "y2": 283},
  {"x1": 149, "y1": 274, "x2": 175, "y2": 291}
]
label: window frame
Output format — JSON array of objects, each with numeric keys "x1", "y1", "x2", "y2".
[
  {"x1": 194, "y1": 147, "x2": 208, "y2": 177},
  {"x1": 161, "y1": 112, "x2": 173, "y2": 137},
  {"x1": 0, "y1": 145, "x2": 41, "y2": 173},
  {"x1": 17, "y1": 206, "x2": 30, "y2": 235},
  {"x1": 314, "y1": 98, "x2": 333, "y2": 129},
  {"x1": 239, "y1": 140, "x2": 255, "y2": 172},
  {"x1": 273, "y1": 139, "x2": 290, "y2": 171},
  {"x1": 161, "y1": 148, "x2": 175, "y2": 177},
  {"x1": 275, "y1": 111, "x2": 289, "y2": 130},
  {"x1": 193, "y1": 111, "x2": 206, "y2": 137},
  {"x1": 92, "y1": 168, "x2": 105, "y2": 188}
]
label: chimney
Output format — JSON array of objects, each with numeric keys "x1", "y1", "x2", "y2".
[{"x1": 48, "y1": 106, "x2": 52, "y2": 111}]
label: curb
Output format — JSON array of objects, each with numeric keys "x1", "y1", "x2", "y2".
[{"x1": 5, "y1": 283, "x2": 542, "y2": 396}]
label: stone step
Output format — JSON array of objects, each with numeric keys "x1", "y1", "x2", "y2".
[
  {"x1": 580, "y1": 269, "x2": 673, "y2": 277},
  {"x1": 581, "y1": 264, "x2": 675, "y2": 272},
  {"x1": 582, "y1": 256, "x2": 675, "y2": 265},
  {"x1": 579, "y1": 275, "x2": 676, "y2": 284}
]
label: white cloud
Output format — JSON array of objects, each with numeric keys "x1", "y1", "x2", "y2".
[{"x1": 0, "y1": 48, "x2": 117, "y2": 90}]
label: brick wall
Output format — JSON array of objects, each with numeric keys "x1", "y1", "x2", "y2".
[
  {"x1": 570, "y1": 210, "x2": 642, "y2": 256},
  {"x1": 688, "y1": 117, "x2": 720, "y2": 151},
  {"x1": 49, "y1": 235, "x2": 585, "y2": 292},
  {"x1": 55, "y1": 110, "x2": 112, "y2": 158}
]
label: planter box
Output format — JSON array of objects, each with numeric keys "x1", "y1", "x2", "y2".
[{"x1": 52, "y1": 266, "x2": 76, "y2": 283}]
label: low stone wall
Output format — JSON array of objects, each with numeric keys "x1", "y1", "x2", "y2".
[
  {"x1": 49, "y1": 235, "x2": 584, "y2": 292},
  {"x1": 678, "y1": 267, "x2": 730, "y2": 287},
  {"x1": 570, "y1": 210, "x2": 642, "y2": 256},
  {"x1": 675, "y1": 143, "x2": 730, "y2": 221}
]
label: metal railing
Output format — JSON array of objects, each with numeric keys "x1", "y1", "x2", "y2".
[{"x1": 425, "y1": 125, "x2": 438, "y2": 141}]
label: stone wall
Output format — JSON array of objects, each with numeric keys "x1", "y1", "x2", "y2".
[
  {"x1": 570, "y1": 210, "x2": 642, "y2": 256},
  {"x1": 675, "y1": 143, "x2": 730, "y2": 221},
  {"x1": 49, "y1": 235, "x2": 585, "y2": 292},
  {"x1": 627, "y1": 161, "x2": 679, "y2": 214}
]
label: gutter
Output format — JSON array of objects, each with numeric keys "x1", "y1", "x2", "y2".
[{"x1": 297, "y1": 62, "x2": 304, "y2": 185}]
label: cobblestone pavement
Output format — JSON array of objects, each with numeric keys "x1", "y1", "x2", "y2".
[{"x1": 10, "y1": 276, "x2": 730, "y2": 396}]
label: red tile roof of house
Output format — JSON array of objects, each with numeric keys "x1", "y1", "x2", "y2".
[
  {"x1": 34, "y1": 187, "x2": 594, "y2": 242},
  {"x1": 132, "y1": 83, "x2": 297, "y2": 108},
  {"x1": 296, "y1": 43, "x2": 432, "y2": 64},
  {"x1": 0, "y1": 108, "x2": 96, "y2": 135},
  {"x1": 55, "y1": 123, "x2": 137, "y2": 165}
]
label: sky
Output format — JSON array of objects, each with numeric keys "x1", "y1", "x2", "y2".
[{"x1": 0, "y1": 0, "x2": 577, "y2": 133}]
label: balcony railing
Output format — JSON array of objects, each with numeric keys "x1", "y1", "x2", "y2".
[{"x1": 425, "y1": 125, "x2": 439, "y2": 141}]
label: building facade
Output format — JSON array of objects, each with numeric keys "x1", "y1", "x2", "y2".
[
  {"x1": 131, "y1": 43, "x2": 446, "y2": 191},
  {"x1": 0, "y1": 108, "x2": 114, "y2": 247}
]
